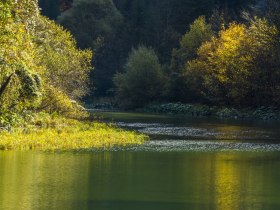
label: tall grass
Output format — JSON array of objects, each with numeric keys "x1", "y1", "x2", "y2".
[{"x1": 0, "y1": 114, "x2": 148, "y2": 151}]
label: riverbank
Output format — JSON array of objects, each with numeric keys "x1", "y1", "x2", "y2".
[
  {"x1": 0, "y1": 113, "x2": 148, "y2": 151},
  {"x1": 139, "y1": 103, "x2": 280, "y2": 121},
  {"x1": 87, "y1": 98, "x2": 280, "y2": 121}
]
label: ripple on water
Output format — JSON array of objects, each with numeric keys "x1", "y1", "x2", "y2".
[
  {"x1": 110, "y1": 121, "x2": 280, "y2": 152},
  {"x1": 115, "y1": 122, "x2": 273, "y2": 140},
  {"x1": 119, "y1": 140, "x2": 280, "y2": 152},
  {"x1": 139, "y1": 127, "x2": 218, "y2": 137},
  {"x1": 115, "y1": 122, "x2": 164, "y2": 128},
  {"x1": 139, "y1": 127, "x2": 272, "y2": 140}
]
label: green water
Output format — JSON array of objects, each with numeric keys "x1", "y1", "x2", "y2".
[
  {"x1": 1, "y1": 151, "x2": 280, "y2": 210},
  {"x1": 1, "y1": 112, "x2": 280, "y2": 210}
]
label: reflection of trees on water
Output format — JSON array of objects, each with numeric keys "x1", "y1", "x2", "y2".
[
  {"x1": 0, "y1": 152, "x2": 90, "y2": 210},
  {"x1": 212, "y1": 153, "x2": 270, "y2": 210},
  {"x1": 0, "y1": 152, "x2": 279, "y2": 209}
]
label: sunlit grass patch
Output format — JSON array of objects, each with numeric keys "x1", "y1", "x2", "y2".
[{"x1": 0, "y1": 117, "x2": 148, "y2": 151}]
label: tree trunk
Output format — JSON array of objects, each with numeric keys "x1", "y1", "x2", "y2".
[{"x1": 0, "y1": 73, "x2": 14, "y2": 99}]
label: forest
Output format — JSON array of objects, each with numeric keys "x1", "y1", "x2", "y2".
[
  {"x1": 1, "y1": 0, "x2": 280, "y2": 126},
  {"x1": 39, "y1": 0, "x2": 280, "y2": 110}
]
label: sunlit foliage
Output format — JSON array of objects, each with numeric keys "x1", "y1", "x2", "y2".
[
  {"x1": 0, "y1": 0, "x2": 42, "y2": 112},
  {"x1": 0, "y1": 0, "x2": 145, "y2": 151},
  {"x1": 188, "y1": 18, "x2": 279, "y2": 106},
  {"x1": 0, "y1": 0, "x2": 92, "y2": 126},
  {"x1": 168, "y1": 16, "x2": 213, "y2": 102},
  {"x1": 35, "y1": 16, "x2": 92, "y2": 100},
  {"x1": 171, "y1": 16, "x2": 214, "y2": 71},
  {"x1": 0, "y1": 115, "x2": 148, "y2": 150}
]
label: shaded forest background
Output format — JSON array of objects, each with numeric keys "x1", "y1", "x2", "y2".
[{"x1": 39, "y1": 0, "x2": 280, "y2": 109}]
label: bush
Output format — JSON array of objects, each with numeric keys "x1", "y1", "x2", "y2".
[{"x1": 39, "y1": 85, "x2": 87, "y2": 118}]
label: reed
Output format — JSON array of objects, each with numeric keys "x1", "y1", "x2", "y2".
[{"x1": 0, "y1": 115, "x2": 148, "y2": 151}]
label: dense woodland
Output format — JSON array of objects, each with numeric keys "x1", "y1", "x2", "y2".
[
  {"x1": 1, "y1": 0, "x2": 280, "y2": 124},
  {"x1": 39, "y1": 0, "x2": 280, "y2": 109}
]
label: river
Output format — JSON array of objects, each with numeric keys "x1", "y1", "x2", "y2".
[{"x1": 1, "y1": 112, "x2": 280, "y2": 210}]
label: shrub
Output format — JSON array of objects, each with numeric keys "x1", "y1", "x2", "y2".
[{"x1": 114, "y1": 46, "x2": 165, "y2": 109}]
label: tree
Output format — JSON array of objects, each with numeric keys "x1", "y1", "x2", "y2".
[
  {"x1": 187, "y1": 18, "x2": 279, "y2": 106},
  {"x1": 167, "y1": 16, "x2": 213, "y2": 102},
  {"x1": 34, "y1": 16, "x2": 92, "y2": 100},
  {"x1": 0, "y1": 0, "x2": 42, "y2": 111},
  {"x1": 0, "y1": 0, "x2": 93, "y2": 117},
  {"x1": 57, "y1": 0, "x2": 123, "y2": 97},
  {"x1": 114, "y1": 46, "x2": 165, "y2": 108},
  {"x1": 171, "y1": 16, "x2": 214, "y2": 72},
  {"x1": 115, "y1": 0, "x2": 218, "y2": 62},
  {"x1": 245, "y1": 18, "x2": 280, "y2": 105},
  {"x1": 57, "y1": 0, "x2": 123, "y2": 49}
]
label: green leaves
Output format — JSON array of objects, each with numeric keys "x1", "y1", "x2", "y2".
[
  {"x1": 114, "y1": 46, "x2": 165, "y2": 108},
  {"x1": 0, "y1": 1, "x2": 40, "y2": 112},
  {"x1": 57, "y1": 0, "x2": 123, "y2": 49},
  {"x1": 168, "y1": 16, "x2": 213, "y2": 102},
  {"x1": 0, "y1": 1, "x2": 93, "y2": 117},
  {"x1": 35, "y1": 16, "x2": 92, "y2": 100},
  {"x1": 0, "y1": 2, "x2": 12, "y2": 23}
]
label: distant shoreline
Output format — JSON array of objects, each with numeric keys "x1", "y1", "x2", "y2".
[
  {"x1": 87, "y1": 102, "x2": 280, "y2": 122},
  {"x1": 140, "y1": 103, "x2": 280, "y2": 122}
]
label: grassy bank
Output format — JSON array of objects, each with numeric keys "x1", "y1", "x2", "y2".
[
  {"x1": 141, "y1": 103, "x2": 280, "y2": 121},
  {"x1": 0, "y1": 113, "x2": 148, "y2": 151}
]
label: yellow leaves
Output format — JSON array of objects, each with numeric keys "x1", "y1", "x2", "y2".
[
  {"x1": 195, "y1": 22, "x2": 249, "y2": 78},
  {"x1": 187, "y1": 17, "x2": 279, "y2": 104},
  {"x1": 217, "y1": 23, "x2": 246, "y2": 59},
  {"x1": 220, "y1": 23, "x2": 246, "y2": 41}
]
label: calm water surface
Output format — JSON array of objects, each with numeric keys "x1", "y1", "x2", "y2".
[{"x1": 1, "y1": 112, "x2": 280, "y2": 210}]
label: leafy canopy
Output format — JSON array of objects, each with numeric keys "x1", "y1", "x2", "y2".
[{"x1": 114, "y1": 46, "x2": 165, "y2": 109}]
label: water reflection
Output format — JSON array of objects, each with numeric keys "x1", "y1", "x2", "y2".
[
  {"x1": 1, "y1": 151, "x2": 280, "y2": 210},
  {"x1": 0, "y1": 152, "x2": 90, "y2": 210},
  {"x1": 211, "y1": 153, "x2": 280, "y2": 210}
]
